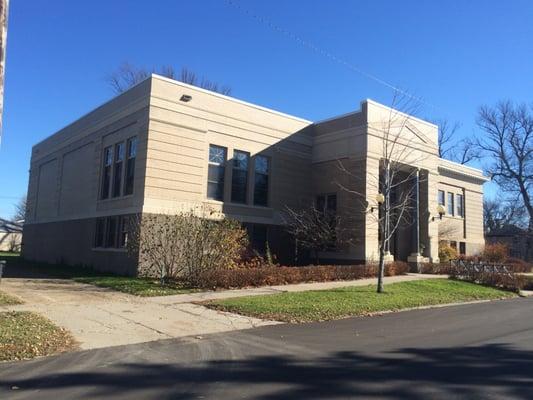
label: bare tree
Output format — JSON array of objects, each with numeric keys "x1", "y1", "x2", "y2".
[
  {"x1": 438, "y1": 119, "x2": 460, "y2": 159},
  {"x1": 11, "y1": 196, "x2": 26, "y2": 222},
  {"x1": 475, "y1": 101, "x2": 533, "y2": 256},
  {"x1": 107, "y1": 62, "x2": 150, "y2": 94},
  {"x1": 107, "y1": 63, "x2": 232, "y2": 96},
  {"x1": 452, "y1": 137, "x2": 479, "y2": 165},
  {"x1": 284, "y1": 205, "x2": 345, "y2": 265},
  {"x1": 483, "y1": 197, "x2": 526, "y2": 235},
  {"x1": 337, "y1": 92, "x2": 427, "y2": 292},
  {"x1": 437, "y1": 119, "x2": 479, "y2": 164}
]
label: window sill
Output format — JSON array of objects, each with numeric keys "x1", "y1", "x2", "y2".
[
  {"x1": 442, "y1": 215, "x2": 464, "y2": 221},
  {"x1": 91, "y1": 247, "x2": 127, "y2": 253},
  {"x1": 204, "y1": 199, "x2": 273, "y2": 211},
  {"x1": 98, "y1": 194, "x2": 134, "y2": 203}
]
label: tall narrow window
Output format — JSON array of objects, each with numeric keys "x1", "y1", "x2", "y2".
[
  {"x1": 316, "y1": 195, "x2": 325, "y2": 213},
  {"x1": 207, "y1": 145, "x2": 226, "y2": 201},
  {"x1": 254, "y1": 155, "x2": 270, "y2": 206},
  {"x1": 101, "y1": 146, "x2": 113, "y2": 199},
  {"x1": 316, "y1": 194, "x2": 337, "y2": 216},
  {"x1": 105, "y1": 216, "x2": 118, "y2": 248},
  {"x1": 438, "y1": 190, "x2": 445, "y2": 206},
  {"x1": 231, "y1": 150, "x2": 249, "y2": 203},
  {"x1": 112, "y1": 142, "x2": 125, "y2": 198},
  {"x1": 456, "y1": 193, "x2": 464, "y2": 218},
  {"x1": 447, "y1": 192, "x2": 454, "y2": 216},
  {"x1": 118, "y1": 216, "x2": 129, "y2": 248},
  {"x1": 124, "y1": 137, "x2": 137, "y2": 195},
  {"x1": 251, "y1": 224, "x2": 268, "y2": 254},
  {"x1": 94, "y1": 218, "x2": 106, "y2": 247}
]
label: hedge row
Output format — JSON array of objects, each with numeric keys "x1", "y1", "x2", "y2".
[
  {"x1": 447, "y1": 263, "x2": 528, "y2": 292},
  {"x1": 191, "y1": 262, "x2": 409, "y2": 290}
]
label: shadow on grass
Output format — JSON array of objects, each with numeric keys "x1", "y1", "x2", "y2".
[
  {"x1": 0, "y1": 253, "x2": 116, "y2": 280},
  {"x1": 1, "y1": 343, "x2": 532, "y2": 399}
]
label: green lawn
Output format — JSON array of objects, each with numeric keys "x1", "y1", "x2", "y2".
[
  {"x1": 0, "y1": 251, "x2": 20, "y2": 258},
  {"x1": 205, "y1": 279, "x2": 515, "y2": 323},
  {"x1": 0, "y1": 311, "x2": 77, "y2": 361},
  {"x1": 0, "y1": 291, "x2": 23, "y2": 306},
  {"x1": 74, "y1": 276, "x2": 197, "y2": 297}
]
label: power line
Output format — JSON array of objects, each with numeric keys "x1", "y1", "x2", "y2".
[{"x1": 225, "y1": 0, "x2": 440, "y2": 112}]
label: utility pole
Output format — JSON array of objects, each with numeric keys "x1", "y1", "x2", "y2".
[{"x1": 0, "y1": 0, "x2": 8, "y2": 147}]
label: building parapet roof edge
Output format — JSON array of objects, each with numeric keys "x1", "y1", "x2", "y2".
[
  {"x1": 364, "y1": 98, "x2": 439, "y2": 129},
  {"x1": 151, "y1": 74, "x2": 313, "y2": 124},
  {"x1": 438, "y1": 159, "x2": 489, "y2": 182}
]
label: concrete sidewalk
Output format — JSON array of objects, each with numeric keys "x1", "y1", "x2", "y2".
[
  {"x1": 0, "y1": 278, "x2": 278, "y2": 350},
  {"x1": 0, "y1": 273, "x2": 444, "y2": 350},
  {"x1": 149, "y1": 273, "x2": 446, "y2": 304}
]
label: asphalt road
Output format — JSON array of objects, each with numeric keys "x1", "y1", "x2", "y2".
[{"x1": 1, "y1": 297, "x2": 533, "y2": 400}]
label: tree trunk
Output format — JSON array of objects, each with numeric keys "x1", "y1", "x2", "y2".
[
  {"x1": 377, "y1": 245, "x2": 385, "y2": 293},
  {"x1": 527, "y1": 219, "x2": 533, "y2": 262}
]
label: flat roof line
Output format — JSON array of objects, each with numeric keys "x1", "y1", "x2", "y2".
[{"x1": 151, "y1": 74, "x2": 313, "y2": 124}]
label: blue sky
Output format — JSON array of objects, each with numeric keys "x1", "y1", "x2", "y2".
[{"x1": 1, "y1": 0, "x2": 532, "y2": 218}]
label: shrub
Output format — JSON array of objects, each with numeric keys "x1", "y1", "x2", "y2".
[
  {"x1": 191, "y1": 262, "x2": 409, "y2": 290},
  {"x1": 504, "y1": 257, "x2": 533, "y2": 273},
  {"x1": 523, "y1": 276, "x2": 533, "y2": 291},
  {"x1": 439, "y1": 244, "x2": 458, "y2": 263},
  {"x1": 129, "y1": 207, "x2": 248, "y2": 285},
  {"x1": 481, "y1": 243, "x2": 508, "y2": 263},
  {"x1": 448, "y1": 262, "x2": 527, "y2": 292},
  {"x1": 419, "y1": 263, "x2": 455, "y2": 275},
  {"x1": 457, "y1": 254, "x2": 481, "y2": 263}
]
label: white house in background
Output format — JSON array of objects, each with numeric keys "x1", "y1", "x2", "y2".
[{"x1": 0, "y1": 218, "x2": 22, "y2": 252}]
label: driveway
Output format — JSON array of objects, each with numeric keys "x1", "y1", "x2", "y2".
[
  {"x1": 0, "y1": 277, "x2": 277, "y2": 349},
  {"x1": 0, "y1": 297, "x2": 532, "y2": 399}
]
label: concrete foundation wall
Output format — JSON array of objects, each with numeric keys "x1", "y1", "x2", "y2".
[{"x1": 23, "y1": 219, "x2": 137, "y2": 276}]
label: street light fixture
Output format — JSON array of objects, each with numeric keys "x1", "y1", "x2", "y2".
[{"x1": 432, "y1": 205, "x2": 446, "y2": 221}]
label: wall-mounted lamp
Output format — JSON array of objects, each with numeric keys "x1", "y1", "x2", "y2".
[
  {"x1": 370, "y1": 193, "x2": 385, "y2": 213},
  {"x1": 180, "y1": 94, "x2": 192, "y2": 102},
  {"x1": 432, "y1": 205, "x2": 446, "y2": 221}
]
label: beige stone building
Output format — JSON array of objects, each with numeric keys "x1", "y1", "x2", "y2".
[{"x1": 23, "y1": 75, "x2": 488, "y2": 274}]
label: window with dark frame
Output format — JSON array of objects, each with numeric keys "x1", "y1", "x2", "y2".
[
  {"x1": 94, "y1": 218, "x2": 105, "y2": 247},
  {"x1": 316, "y1": 194, "x2": 337, "y2": 216},
  {"x1": 253, "y1": 155, "x2": 270, "y2": 206},
  {"x1": 94, "y1": 215, "x2": 131, "y2": 249},
  {"x1": 438, "y1": 190, "x2": 445, "y2": 206},
  {"x1": 231, "y1": 150, "x2": 249, "y2": 203},
  {"x1": 447, "y1": 192, "x2": 454, "y2": 216},
  {"x1": 251, "y1": 224, "x2": 268, "y2": 254},
  {"x1": 112, "y1": 142, "x2": 125, "y2": 198},
  {"x1": 118, "y1": 216, "x2": 129, "y2": 248},
  {"x1": 101, "y1": 146, "x2": 113, "y2": 199},
  {"x1": 124, "y1": 137, "x2": 137, "y2": 196},
  {"x1": 105, "y1": 216, "x2": 118, "y2": 247},
  {"x1": 456, "y1": 193, "x2": 464, "y2": 218},
  {"x1": 207, "y1": 145, "x2": 226, "y2": 201},
  {"x1": 459, "y1": 242, "x2": 466, "y2": 255}
]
